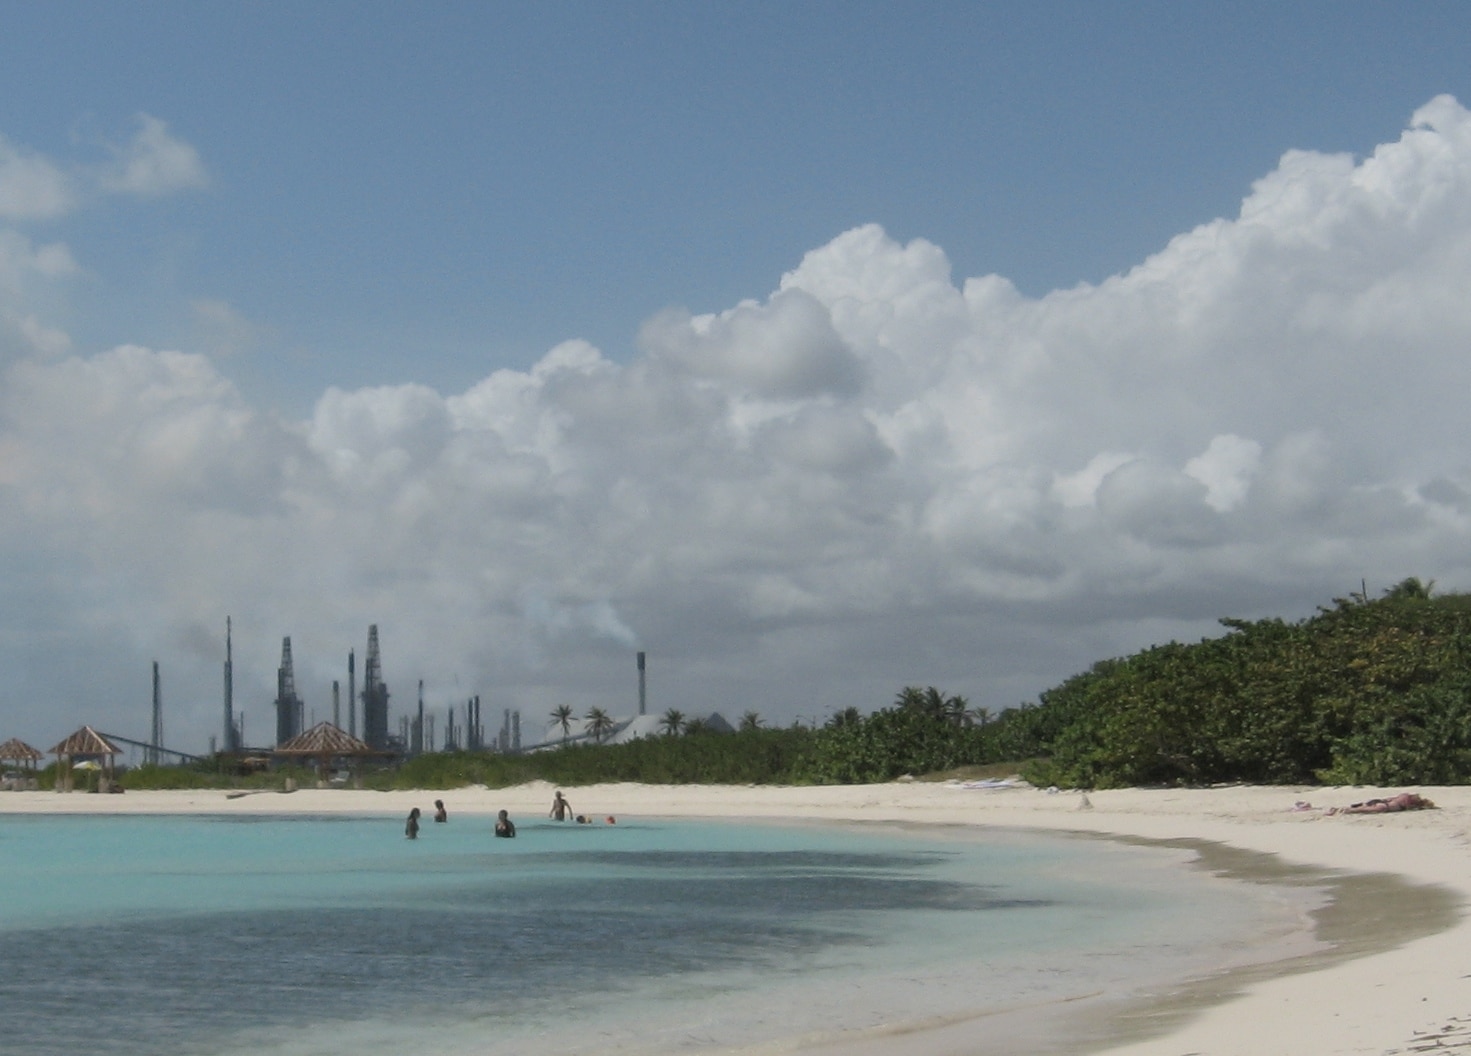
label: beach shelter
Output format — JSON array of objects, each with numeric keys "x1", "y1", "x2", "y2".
[
  {"x1": 0, "y1": 738, "x2": 43, "y2": 789},
  {"x1": 274, "y1": 722, "x2": 380, "y2": 786},
  {"x1": 48, "y1": 726, "x2": 122, "y2": 792}
]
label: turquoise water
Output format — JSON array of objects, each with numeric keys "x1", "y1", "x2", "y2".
[{"x1": 0, "y1": 813, "x2": 1306, "y2": 1056}]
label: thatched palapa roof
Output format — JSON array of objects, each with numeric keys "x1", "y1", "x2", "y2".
[
  {"x1": 275, "y1": 722, "x2": 375, "y2": 756},
  {"x1": 0, "y1": 738, "x2": 43, "y2": 764},
  {"x1": 49, "y1": 726, "x2": 121, "y2": 757}
]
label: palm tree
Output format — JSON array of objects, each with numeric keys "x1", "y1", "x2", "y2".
[
  {"x1": 826, "y1": 706, "x2": 862, "y2": 729},
  {"x1": 659, "y1": 708, "x2": 686, "y2": 736},
  {"x1": 550, "y1": 704, "x2": 575, "y2": 743},
  {"x1": 897, "y1": 686, "x2": 947, "y2": 721},
  {"x1": 895, "y1": 686, "x2": 928, "y2": 714},
  {"x1": 584, "y1": 707, "x2": 615, "y2": 744},
  {"x1": 942, "y1": 692, "x2": 972, "y2": 728},
  {"x1": 897, "y1": 686, "x2": 973, "y2": 727},
  {"x1": 739, "y1": 710, "x2": 762, "y2": 732}
]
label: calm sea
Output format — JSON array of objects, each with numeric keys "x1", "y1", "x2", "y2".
[{"x1": 0, "y1": 812, "x2": 1309, "y2": 1056}]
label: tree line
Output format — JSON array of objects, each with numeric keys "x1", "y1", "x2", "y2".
[
  {"x1": 112, "y1": 578, "x2": 1471, "y2": 790},
  {"x1": 1004, "y1": 577, "x2": 1471, "y2": 788},
  {"x1": 474, "y1": 577, "x2": 1471, "y2": 790}
]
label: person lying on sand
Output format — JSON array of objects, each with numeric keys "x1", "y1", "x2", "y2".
[{"x1": 1328, "y1": 792, "x2": 1436, "y2": 815}]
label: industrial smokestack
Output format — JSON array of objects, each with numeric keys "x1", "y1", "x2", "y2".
[
  {"x1": 637, "y1": 651, "x2": 646, "y2": 716},
  {"x1": 223, "y1": 617, "x2": 234, "y2": 752},
  {"x1": 414, "y1": 679, "x2": 425, "y2": 756},
  {"x1": 150, "y1": 661, "x2": 163, "y2": 766},
  {"x1": 347, "y1": 649, "x2": 356, "y2": 739}
]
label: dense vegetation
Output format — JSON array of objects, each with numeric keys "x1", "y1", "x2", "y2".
[
  {"x1": 1006, "y1": 579, "x2": 1471, "y2": 789},
  {"x1": 390, "y1": 724, "x2": 819, "y2": 788},
  {"x1": 99, "y1": 578, "x2": 1471, "y2": 792}
]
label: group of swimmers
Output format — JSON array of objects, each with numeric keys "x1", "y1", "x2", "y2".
[
  {"x1": 551, "y1": 788, "x2": 618, "y2": 826},
  {"x1": 404, "y1": 799, "x2": 450, "y2": 838},
  {"x1": 405, "y1": 790, "x2": 614, "y2": 839}
]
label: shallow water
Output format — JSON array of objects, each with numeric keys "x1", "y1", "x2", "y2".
[{"x1": 0, "y1": 813, "x2": 1309, "y2": 1056}]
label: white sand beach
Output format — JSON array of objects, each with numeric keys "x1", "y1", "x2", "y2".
[{"x1": 4, "y1": 780, "x2": 1468, "y2": 1056}]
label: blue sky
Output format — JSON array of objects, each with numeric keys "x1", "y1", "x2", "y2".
[
  {"x1": 4, "y1": 3, "x2": 1471, "y2": 750},
  {"x1": 5, "y1": 2, "x2": 1466, "y2": 404}
]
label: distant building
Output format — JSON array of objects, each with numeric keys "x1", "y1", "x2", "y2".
[{"x1": 528, "y1": 710, "x2": 734, "y2": 751}]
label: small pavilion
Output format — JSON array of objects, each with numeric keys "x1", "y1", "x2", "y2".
[
  {"x1": 49, "y1": 726, "x2": 123, "y2": 792},
  {"x1": 0, "y1": 738, "x2": 43, "y2": 789},
  {"x1": 274, "y1": 722, "x2": 382, "y2": 787}
]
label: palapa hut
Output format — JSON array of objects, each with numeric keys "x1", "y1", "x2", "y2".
[
  {"x1": 0, "y1": 738, "x2": 43, "y2": 790},
  {"x1": 49, "y1": 725, "x2": 122, "y2": 792},
  {"x1": 274, "y1": 722, "x2": 381, "y2": 787}
]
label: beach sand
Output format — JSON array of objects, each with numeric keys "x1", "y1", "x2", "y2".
[{"x1": 5, "y1": 779, "x2": 1469, "y2": 1055}]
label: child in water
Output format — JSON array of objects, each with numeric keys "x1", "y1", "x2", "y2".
[{"x1": 494, "y1": 809, "x2": 516, "y2": 838}]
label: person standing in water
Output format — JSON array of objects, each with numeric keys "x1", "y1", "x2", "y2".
[
  {"x1": 494, "y1": 809, "x2": 516, "y2": 838},
  {"x1": 405, "y1": 807, "x2": 421, "y2": 840},
  {"x1": 549, "y1": 789, "x2": 572, "y2": 821},
  {"x1": 433, "y1": 799, "x2": 448, "y2": 823}
]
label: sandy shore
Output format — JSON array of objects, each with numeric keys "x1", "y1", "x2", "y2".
[{"x1": 5, "y1": 779, "x2": 1470, "y2": 1056}]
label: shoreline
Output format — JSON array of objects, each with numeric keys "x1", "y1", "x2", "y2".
[{"x1": 5, "y1": 780, "x2": 1470, "y2": 1055}]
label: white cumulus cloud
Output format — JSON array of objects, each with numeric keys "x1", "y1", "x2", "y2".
[
  {"x1": 99, "y1": 114, "x2": 209, "y2": 196},
  {"x1": 7, "y1": 97, "x2": 1471, "y2": 747},
  {"x1": 0, "y1": 135, "x2": 77, "y2": 220}
]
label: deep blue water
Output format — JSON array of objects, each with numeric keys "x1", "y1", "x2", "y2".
[{"x1": 0, "y1": 813, "x2": 1296, "y2": 1056}]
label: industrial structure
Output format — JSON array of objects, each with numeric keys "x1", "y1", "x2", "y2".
[
  {"x1": 222, "y1": 617, "x2": 238, "y2": 752},
  {"x1": 411, "y1": 679, "x2": 425, "y2": 755},
  {"x1": 59, "y1": 622, "x2": 670, "y2": 771},
  {"x1": 638, "y1": 650, "x2": 647, "y2": 715},
  {"x1": 450, "y1": 695, "x2": 484, "y2": 751},
  {"x1": 347, "y1": 648, "x2": 356, "y2": 739},
  {"x1": 149, "y1": 661, "x2": 163, "y2": 766},
  {"x1": 360, "y1": 625, "x2": 390, "y2": 751},
  {"x1": 274, "y1": 637, "x2": 304, "y2": 746}
]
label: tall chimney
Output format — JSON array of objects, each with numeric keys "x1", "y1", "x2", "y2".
[
  {"x1": 223, "y1": 617, "x2": 234, "y2": 752},
  {"x1": 347, "y1": 649, "x2": 356, "y2": 739},
  {"x1": 637, "y1": 651, "x2": 646, "y2": 716},
  {"x1": 150, "y1": 661, "x2": 163, "y2": 766},
  {"x1": 415, "y1": 679, "x2": 425, "y2": 755}
]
